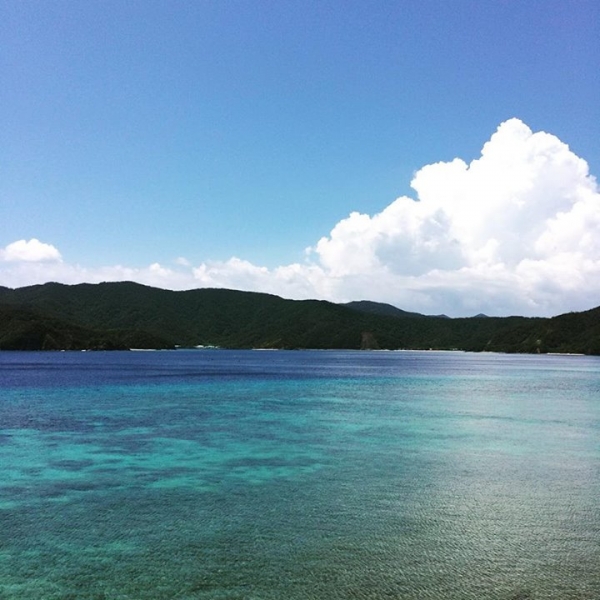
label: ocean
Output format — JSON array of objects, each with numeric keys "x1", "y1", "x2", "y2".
[{"x1": 1, "y1": 349, "x2": 599, "y2": 599}]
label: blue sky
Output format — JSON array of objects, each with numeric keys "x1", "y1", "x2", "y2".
[{"x1": 1, "y1": 0, "x2": 599, "y2": 316}]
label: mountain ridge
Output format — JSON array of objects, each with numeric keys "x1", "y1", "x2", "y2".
[{"x1": 0, "y1": 281, "x2": 598, "y2": 354}]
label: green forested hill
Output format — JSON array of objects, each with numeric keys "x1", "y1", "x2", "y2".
[
  {"x1": 342, "y1": 300, "x2": 424, "y2": 319},
  {"x1": 0, "y1": 281, "x2": 598, "y2": 354},
  {"x1": 0, "y1": 302, "x2": 173, "y2": 350}
]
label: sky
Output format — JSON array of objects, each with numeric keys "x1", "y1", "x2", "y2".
[{"x1": 1, "y1": 0, "x2": 599, "y2": 317}]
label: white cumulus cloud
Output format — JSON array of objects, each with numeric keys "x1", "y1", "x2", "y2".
[
  {"x1": 1, "y1": 119, "x2": 599, "y2": 316},
  {"x1": 0, "y1": 238, "x2": 62, "y2": 262},
  {"x1": 305, "y1": 118, "x2": 600, "y2": 315}
]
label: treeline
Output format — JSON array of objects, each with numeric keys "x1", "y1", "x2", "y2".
[{"x1": 0, "y1": 281, "x2": 599, "y2": 354}]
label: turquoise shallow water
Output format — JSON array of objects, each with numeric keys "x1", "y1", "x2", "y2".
[{"x1": 1, "y1": 350, "x2": 599, "y2": 599}]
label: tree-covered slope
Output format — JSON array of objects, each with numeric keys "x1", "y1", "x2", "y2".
[
  {"x1": 342, "y1": 300, "x2": 425, "y2": 319},
  {"x1": 0, "y1": 282, "x2": 377, "y2": 349},
  {"x1": 0, "y1": 281, "x2": 598, "y2": 353},
  {"x1": 483, "y1": 307, "x2": 600, "y2": 355},
  {"x1": 0, "y1": 303, "x2": 173, "y2": 350}
]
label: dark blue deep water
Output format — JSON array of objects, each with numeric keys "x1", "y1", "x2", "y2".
[{"x1": 1, "y1": 350, "x2": 599, "y2": 599}]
